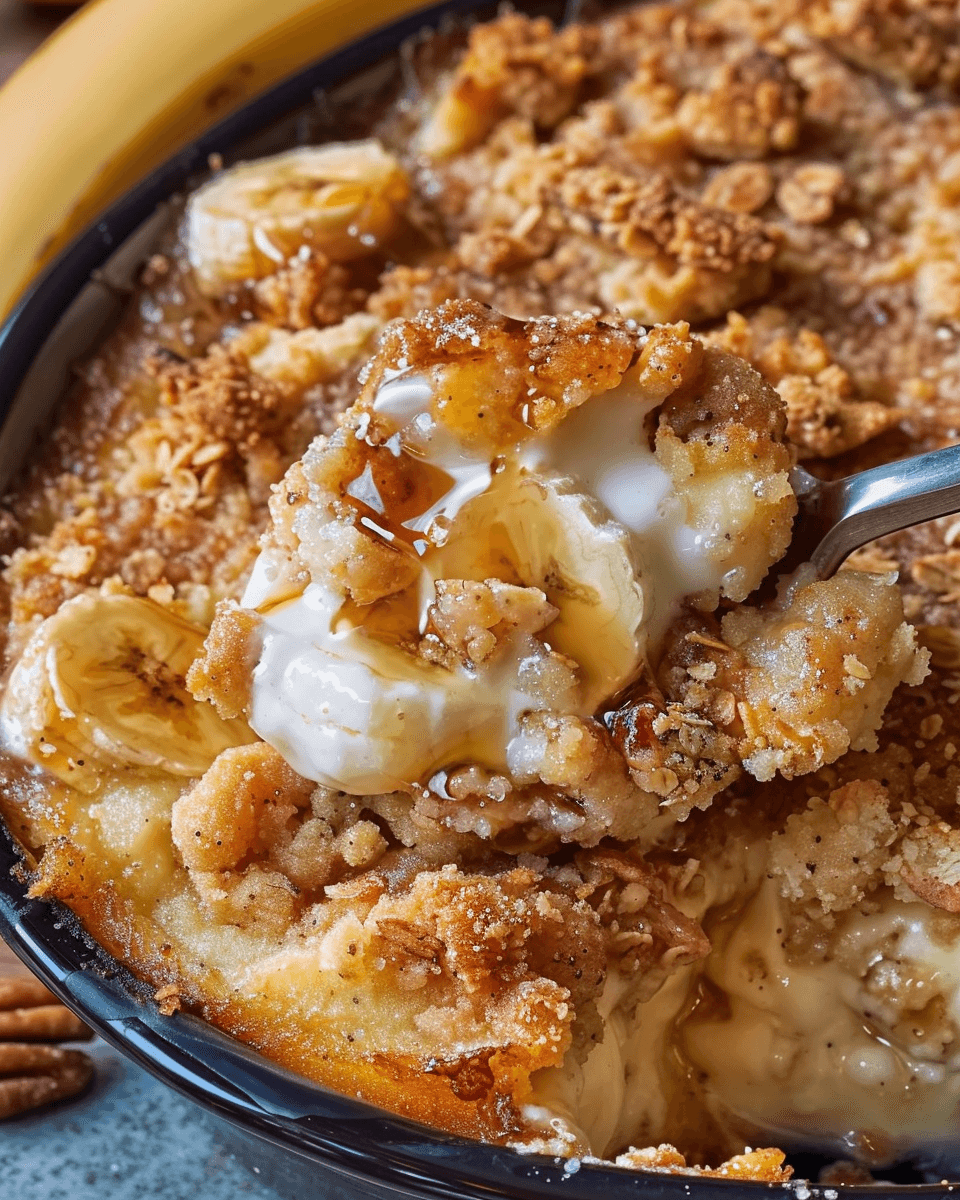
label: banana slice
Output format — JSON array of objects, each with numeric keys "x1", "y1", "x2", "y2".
[
  {"x1": 245, "y1": 463, "x2": 648, "y2": 794},
  {"x1": 185, "y1": 140, "x2": 410, "y2": 296},
  {"x1": 430, "y1": 467, "x2": 647, "y2": 712},
  {"x1": 0, "y1": 592, "x2": 254, "y2": 793}
]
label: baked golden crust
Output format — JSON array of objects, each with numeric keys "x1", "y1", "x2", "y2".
[{"x1": 1, "y1": 0, "x2": 960, "y2": 1181}]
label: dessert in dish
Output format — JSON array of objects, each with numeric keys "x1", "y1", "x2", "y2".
[{"x1": 1, "y1": 0, "x2": 960, "y2": 1180}]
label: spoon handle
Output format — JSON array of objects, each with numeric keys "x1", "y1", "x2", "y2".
[{"x1": 790, "y1": 442, "x2": 960, "y2": 579}]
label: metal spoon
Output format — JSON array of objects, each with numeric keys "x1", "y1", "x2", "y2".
[{"x1": 782, "y1": 443, "x2": 960, "y2": 579}]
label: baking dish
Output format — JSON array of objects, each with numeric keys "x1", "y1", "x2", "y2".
[{"x1": 0, "y1": 1, "x2": 955, "y2": 1195}]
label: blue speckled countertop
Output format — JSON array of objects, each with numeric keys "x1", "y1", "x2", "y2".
[{"x1": 4, "y1": 1037, "x2": 289, "y2": 1200}]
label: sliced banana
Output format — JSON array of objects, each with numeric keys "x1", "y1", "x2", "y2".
[
  {"x1": 185, "y1": 140, "x2": 410, "y2": 296},
  {"x1": 0, "y1": 591, "x2": 254, "y2": 792},
  {"x1": 245, "y1": 463, "x2": 647, "y2": 794},
  {"x1": 430, "y1": 467, "x2": 647, "y2": 712}
]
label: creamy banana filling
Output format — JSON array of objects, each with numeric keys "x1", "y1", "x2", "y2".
[
  {"x1": 522, "y1": 967, "x2": 696, "y2": 1157},
  {"x1": 245, "y1": 562, "x2": 546, "y2": 793},
  {"x1": 245, "y1": 368, "x2": 724, "y2": 795},
  {"x1": 684, "y1": 881, "x2": 960, "y2": 1160},
  {"x1": 519, "y1": 836, "x2": 960, "y2": 1168}
]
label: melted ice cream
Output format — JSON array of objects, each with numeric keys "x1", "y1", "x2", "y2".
[{"x1": 245, "y1": 371, "x2": 726, "y2": 795}]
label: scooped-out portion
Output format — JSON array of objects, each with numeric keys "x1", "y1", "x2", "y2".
[
  {"x1": 1, "y1": 0, "x2": 960, "y2": 1182},
  {"x1": 193, "y1": 301, "x2": 923, "y2": 845}
]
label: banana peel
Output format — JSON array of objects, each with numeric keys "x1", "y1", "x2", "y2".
[{"x1": 0, "y1": 0, "x2": 432, "y2": 321}]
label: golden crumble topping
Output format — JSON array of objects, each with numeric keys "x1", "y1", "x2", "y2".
[{"x1": 2, "y1": 0, "x2": 960, "y2": 1184}]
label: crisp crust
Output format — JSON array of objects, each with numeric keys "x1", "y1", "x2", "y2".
[{"x1": 1, "y1": 0, "x2": 959, "y2": 1176}]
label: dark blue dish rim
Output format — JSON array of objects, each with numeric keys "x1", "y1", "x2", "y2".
[{"x1": 0, "y1": 1, "x2": 954, "y2": 1195}]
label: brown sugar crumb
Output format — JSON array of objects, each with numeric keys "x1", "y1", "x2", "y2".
[
  {"x1": 777, "y1": 366, "x2": 900, "y2": 457},
  {"x1": 139, "y1": 343, "x2": 308, "y2": 503},
  {"x1": 140, "y1": 253, "x2": 172, "y2": 287},
  {"x1": 555, "y1": 169, "x2": 781, "y2": 323},
  {"x1": 171, "y1": 742, "x2": 314, "y2": 874},
  {"x1": 720, "y1": 573, "x2": 928, "y2": 779},
  {"x1": 574, "y1": 849, "x2": 711, "y2": 975},
  {"x1": 675, "y1": 51, "x2": 801, "y2": 161},
  {"x1": 1, "y1": 333, "x2": 319, "y2": 659},
  {"x1": 896, "y1": 822, "x2": 960, "y2": 912},
  {"x1": 705, "y1": 313, "x2": 830, "y2": 382},
  {"x1": 238, "y1": 859, "x2": 613, "y2": 1122},
  {"x1": 557, "y1": 169, "x2": 779, "y2": 274},
  {"x1": 770, "y1": 779, "x2": 896, "y2": 913},
  {"x1": 802, "y1": 0, "x2": 960, "y2": 91},
  {"x1": 174, "y1": 745, "x2": 398, "y2": 921},
  {"x1": 367, "y1": 264, "x2": 466, "y2": 322},
  {"x1": 153, "y1": 983, "x2": 182, "y2": 1016},
  {"x1": 704, "y1": 316, "x2": 902, "y2": 458},
  {"x1": 368, "y1": 864, "x2": 606, "y2": 1016},
  {"x1": 613, "y1": 1144, "x2": 791, "y2": 1182},
  {"x1": 420, "y1": 13, "x2": 599, "y2": 158},
  {"x1": 509, "y1": 712, "x2": 660, "y2": 846},
  {"x1": 425, "y1": 580, "x2": 557, "y2": 667},
  {"x1": 251, "y1": 250, "x2": 370, "y2": 331},
  {"x1": 190, "y1": 863, "x2": 299, "y2": 937},
  {"x1": 629, "y1": 571, "x2": 928, "y2": 807},
  {"x1": 186, "y1": 600, "x2": 260, "y2": 719},
  {"x1": 607, "y1": 687, "x2": 741, "y2": 822}
]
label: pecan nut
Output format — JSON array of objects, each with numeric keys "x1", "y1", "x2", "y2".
[
  {"x1": 0, "y1": 972, "x2": 95, "y2": 1119},
  {"x1": 0, "y1": 1043, "x2": 93, "y2": 1118},
  {"x1": 0, "y1": 975, "x2": 92, "y2": 1042}
]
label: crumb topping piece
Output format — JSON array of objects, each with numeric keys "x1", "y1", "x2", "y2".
[{"x1": 4, "y1": 0, "x2": 960, "y2": 1172}]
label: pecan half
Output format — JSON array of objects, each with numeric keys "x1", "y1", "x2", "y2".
[
  {"x1": 0, "y1": 972, "x2": 95, "y2": 1119},
  {"x1": 0, "y1": 1043, "x2": 93, "y2": 1119},
  {"x1": 0, "y1": 975, "x2": 92, "y2": 1042}
]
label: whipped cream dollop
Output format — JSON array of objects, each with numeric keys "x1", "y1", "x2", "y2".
[
  {"x1": 243, "y1": 556, "x2": 550, "y2": 794},
  {"x1": 244, "y1": 370, "x2": 727, "y2": 795}
]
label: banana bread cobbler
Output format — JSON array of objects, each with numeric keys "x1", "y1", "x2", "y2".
[{"x1": 3, "y1": 0, "x2": 960, "y2": 1181}]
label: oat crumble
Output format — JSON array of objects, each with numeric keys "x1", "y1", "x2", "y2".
[{"x1": 1, "y1": 0, "x2": 960, "y2": 1182}]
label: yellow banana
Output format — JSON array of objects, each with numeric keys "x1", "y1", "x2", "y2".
[
  {"x1": 0, "y1": 591, "x2": 253, "y2": 792},
  {"x1": 0, "y1": 0, "x2": 432, "y2": 320}
]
